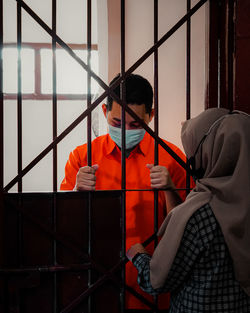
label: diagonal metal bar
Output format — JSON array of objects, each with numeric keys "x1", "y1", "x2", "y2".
[
  {"x1": 16, "y1": 0, "x2": 108, "y2": 91},
  {"x1": 3, "y1": 91, "x2": 107, "y2": 192},
  {"x1": 3, "y1": 0, "x2": 208, "y2": 191},
  {"x1": 60, "y1": 232, "x2": 158, "y2": 313},
  {"x1": 122, "y1": 0, "x2": 207, "y2": 77},
  {"x1": 60, "y1": 255, "x2": 159, "y2": 313},
  {"x1": 60, "y1": 263, "x2": 159, "y2": 313}
]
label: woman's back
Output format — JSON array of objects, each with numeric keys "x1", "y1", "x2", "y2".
[{"x1": 169, "y1": 204, "x2": 250, "y2": 313}]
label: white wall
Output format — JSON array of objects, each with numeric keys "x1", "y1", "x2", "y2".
[{"x1": 125, "y1": 0, "x2": 208, "y2": 149}]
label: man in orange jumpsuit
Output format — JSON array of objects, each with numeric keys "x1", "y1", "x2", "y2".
[{"x1": 60, "y1": 74, "x2": 192, "y2": 310}]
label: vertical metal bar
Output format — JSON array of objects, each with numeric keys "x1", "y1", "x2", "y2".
[
  {"x1": 219, "y1": 0, "x2": 228, "y2": 109},
  {"x1": 186, "y1": 0, "x2": 191, "y2": 120},
  {"x1": 52, "y1": 194, "x2": 58, "y2": 313},
  {"x1": 227, "y1": 0, "x2": 234, "y2": 111},
  {"x1": 153, "y1": 0, "x2": 159, "y2": 310},
  {"x1": 87, "y1": 0, "x2": 92, "y2": 166},
  {"x1": 207, "y1": 0, "x2": 219, "y2": 109},
  {"x1": 87, "y1": 1, "x2": 92, "y2": 313},
  {"x1": 120, "y1": 0, "x2": 126, "y2": 312},
  {"x1": 52, "y1": 1, "x2": 58, "y2": 312},
  {"x1": 0, "y1": 0, "x2": 3, "y2": 195},
  {"x1": 17, "y1": 3, "x2": 23, "y2": 289},
  {"x1": 0, "y1": 1, "x2": 4, "y2": 297},
  {"x1": 186, "y1": 0, "x2": 191, "y2": 195},
  {"x1": 17, "y1": 0, "x2": 22, "y2": 192},
  {"x1": 52, "y1": 0, "x2": 57, "y2": 192}
]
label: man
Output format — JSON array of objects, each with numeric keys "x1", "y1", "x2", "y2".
[{"x1": 60, "y1": 74, "x2": 191, "y2": 310}]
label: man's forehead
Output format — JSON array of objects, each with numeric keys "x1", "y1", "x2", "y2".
[{"x1": 109, "y1": 101, "x2": 146, "y2": 118}]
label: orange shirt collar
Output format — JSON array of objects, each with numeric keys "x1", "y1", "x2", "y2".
[{"x1": 105, "y1": 131, "x2": 151, "y2": 157}]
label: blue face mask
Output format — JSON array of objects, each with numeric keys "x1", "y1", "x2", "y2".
[{"x1": 108, "y1": 125, "x2": 146, "y2": 150}]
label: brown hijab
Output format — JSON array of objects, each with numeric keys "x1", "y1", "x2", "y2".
[{"x1": 150, "y1": 108, "x2": 250, "y2": 296}]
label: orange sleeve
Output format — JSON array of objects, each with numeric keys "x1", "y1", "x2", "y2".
[{"x1": 60, "y1": 146, "x2": 86, "y2": 190}]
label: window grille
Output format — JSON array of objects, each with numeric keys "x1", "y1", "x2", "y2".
[{"x1": 0, "y1": 0, "x2": 217, "y2": 312}]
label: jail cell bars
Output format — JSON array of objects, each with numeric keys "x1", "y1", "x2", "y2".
[{"x1": 0, "y1": 0, "x2": 209, "y2": 312}]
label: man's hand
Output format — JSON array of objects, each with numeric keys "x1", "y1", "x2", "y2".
[
  {"x1": 126, "y1": 243, "x2": 148, "y2": 262},
  {"x1": 75, "y1": 164, "x2": 99, "y2": 191},
  {"x1": 146, "y1": 164, "x2": 175, "y2": 190}
]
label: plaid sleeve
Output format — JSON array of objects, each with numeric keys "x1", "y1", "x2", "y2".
[{"x1": 132, "y1": 204, "x2": 216, "y2": 295}]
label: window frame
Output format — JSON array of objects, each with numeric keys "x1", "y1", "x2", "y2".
[{"x1": 3, "y1": 42, "x2": 98, "y2": 101}]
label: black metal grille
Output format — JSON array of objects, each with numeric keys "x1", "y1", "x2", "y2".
[{"x1": 0, "y1": 1, "x2": 210, "y2": 312}]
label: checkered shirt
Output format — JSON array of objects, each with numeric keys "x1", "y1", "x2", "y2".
[{"x1": 133, "y1": 204, "x2": 250, "y2": 313}]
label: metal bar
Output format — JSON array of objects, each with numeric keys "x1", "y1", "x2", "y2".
[
  {"x1": 15, "y1": 0, "x2": 108, "y2": 91},
  {"x1": 86, "y1": 1, "x2": 93, "y2": 313},
  {"x1": 186, "y1": 0, "x2": 191, "y2": 121},
  {"x1": 120, "y1": 1, "x2": 126, "y2": 311},
  {"x1": 3, "y1": 92, "x2": 107, "y2": 192},
  {"x1": 153, "y1": 1, "x2": 159, "y2": 310},
  {"x1": 52, "y1": 194, "x2": 58, "y2": 313},
  {"x1": 0, "y1": 0, "x2": 3, "y2": 194},
  {"x1": 207, "y1": 0, "x2": 219, "y2": 109},
  {"x1": 0, "y1": 0, "x2": 4, "y2": 285},
  {"x1": 60, "y1": 270, "x2": 159, "y2": 313},
  {"x1": 123, "y1": 0, "x2": 208, "y2": 80},
  {"x1": 60, "y1": 260, "x2": 159, "y2": 313},
  {"x1": 4, "y1": 0, "x2": 208, "y2": 192},
  {"x1": 142, "y1": 232, "x2": 157, "y2": 248},
  {"x1": 52, "y1": 0, "x2": 57, "y2": 192},
  {"x1": 0, "y1": 264, "x2": 91, "y2": 274},
  {"x1": 153, "y1": 0, "x2": 159, "y2": 234},
  {"x1": 219, "y1": 0, "x2": 227, "y2": 109},
  {"x1": 87, "y1": 0, "x2": 92, "y2": 166},
  {"x1": 17, "y1": 0, "x2": 22, "y2": 192},
  {"x1": 186, "y1": 0, "x2": 191, "y2": 195},
  {"x1": 52, "y1": 2, "x2": 57, "y2": 313},
  {"x1": 17, "y1": 4, "x2": 24, "y2": 294},
  {"x1": 227, "y1": 0, "x2": 234, "y2": 111},
  {"x1": 120, "y1": 0, "x2": 126, "y2": 191}
]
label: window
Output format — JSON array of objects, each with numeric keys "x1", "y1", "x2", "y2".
[
  {"x1": 3, "y1": 47, "x2": 35, "y2": 94},
  {"x1": 3, "y1": 43, "x2": 99, "y2": 100}
]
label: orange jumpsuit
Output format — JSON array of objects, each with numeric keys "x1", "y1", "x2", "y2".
[{"x1": 61, "y1": 132, "x2": 191, "y2": 310}]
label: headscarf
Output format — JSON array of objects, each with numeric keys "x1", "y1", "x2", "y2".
[{"x1": 150, "y1": 108, "x2": 250, "y2": 296}]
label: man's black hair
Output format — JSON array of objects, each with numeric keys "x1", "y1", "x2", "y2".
[{"x1": 107, "y1": 74, "x2": 153, "y2": 114}]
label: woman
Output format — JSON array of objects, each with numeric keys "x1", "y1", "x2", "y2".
[{"x1": 127, "y1": 108, "x2": 250, "y2": 312}]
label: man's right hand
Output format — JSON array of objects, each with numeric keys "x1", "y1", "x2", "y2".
[{"x1": 75, "y1": 164, "x2": 99, "y2": 191}]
